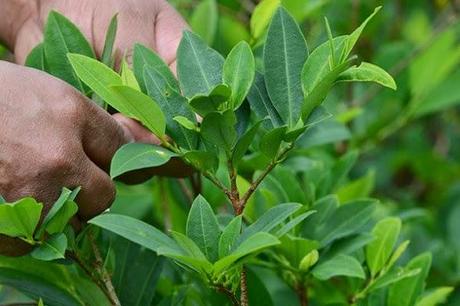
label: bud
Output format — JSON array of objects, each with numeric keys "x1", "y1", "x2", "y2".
[{"x1": 299, "y1": 250, "x2": 319, "y2": 271}]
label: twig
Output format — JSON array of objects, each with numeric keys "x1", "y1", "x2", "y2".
[
  {"x1": 88, "y1": 232, "x2": 121, "y2": 306},
  {"x1": 202, "y1": 171, "x2": 232, "y2": 198},
  {"x1": 216, "y1": 285, "x2": 240, "y2": 306},
  {"x1": 68, "y1": 251, "x2": 105, "y2": 292},
  {"x1": 228, "y1": 159, "x2": 240, "y2": 212},
  {"x1": 240, "y1": 267, "x2": 249, "y2": 306},
  {"x1": 296, "y1": 281, "x2": 308, "y2": 306},
  {"x1": 177, "y1": 178, "x2": 194, "y2": 204},
  {"x1": 238, "y1": 144, "x2": 294, "y2": 213}
]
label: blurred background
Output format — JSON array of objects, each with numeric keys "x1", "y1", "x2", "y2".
[{"x1": 1, "y1": 0, "x2": 459, "y2": 305}]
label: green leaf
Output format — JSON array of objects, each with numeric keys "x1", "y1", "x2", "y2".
[
  {"x1": 368, "y1": 268, "x2": 421, "y2": 292},
  {"x1": 36, "y1": 188, "x2": 74, "y2": 237},
  {"x1": 386, "y1": 240, "x2": 410, "y2": 270},
  {"x1": 0, "y1": 198, "x2": 42, "y2": 241},
  {"x1": 240, "y1": 203, "x2": 302, "y2": 243},
  {"x1": 25, "y1": 43, "x2": 46, "y2": 70},
  {"x1": 214, "y1": 232, "x2": 280, "y2": 273},
  {"x1": 278, "y1": 235, "x2": 319, "y2": 268},
  {"x1": 416, "y1": 287, "x2": 454, "y2": 306},
  {"x1": 190, "y1": 0, "x2": 218, "y2": 45},
  {"x1": 177, "y1": 30, "x2": 225, "y2": 98},
  {"x1": 338, "y1": 62, "x2": 397, "y2": 90},
  {"x1": 312, "y1": 254, "x2": 365, "y2": 280},
  {"x1": 133, "y1": 43, "x2": 179, "y2": 92},
  {"x1": 174, "y1": 116, "x2": 199, "y2": 131},
  {"x1": 200, "y1": 110, "x2": 237, "y2": 156},
  {"x1": 144, "y1": 66, "x2": 198, "y2": 149},
  {"x1": 341, "y1": 7, "x2": 381, "y2": 61},
  {"x1": 186, "y1": 195, "x2": 221, "y2": 262},
  {"x1": 170, "y1": 231, "x2": 209, "y2": 262},
  {"x1": 223, "y1": 41, "x2": 255, "y2": 109},
  {"x1": 366, "y1": 217, "x2": 402, "y2": 277},
  {"x1": 183, "y1": 151, "x2": 218, "y2": 172},
  {"x1": 31, "y1": 233, "x2": 67, "y2": 261},
  {"x1": 259, "y1": 126, "x2": 287, "y2": 159},
  {"x1": 67, "y1": 53, "x2": 126, "y2": 111},
  {"x1": 110, "y1": 237, "x2": 163, "y2": 306},
  {"x1": 232, "y1": 120, "x2": 264, "y2": 164},
  {"x1": 89, "y1": 214, "x2": 180, "y2": 254},
  {"x1": 101, "y1": 14, "x2": 118, "y2": 68},
  {"x1": 100, "y1": 14, "x2": 118, "y2": 68},
  {"x1": 264, "y1": 7, "x2": 308, "y2": 126},
  {"x1": 301, "y1": 49, "x2": 353, "y2": 118},
  {"x1": 218, "y1": 216, "x2": 242, "y2": 258},
  {"x1": 44, "y1": 11, "x2": 95, "y2": 92},
  {"x1": 120, "y1": 59, "x2": 141, "y2": 90},
  {"x1": 388, "y1": 252, "x2": 432, "y2": 306},
  {"x1": 189, "y1": 84, "x2": 232, "y2": 116},
  {"x1": 109, "y1": 85, "x2": 166, "y2": 137},
  {"x1": 110, "y1": 143, "x2": 177, "y2": 178},
  {"x1": 247, "y1": 72, "x2": 284, "y2": 127},
  {"x1": 316, "y1": 199, "x2": 376, "y2": 246},
  {"x1": 275, "y1": 210, "x2": 316, "y2": 237},
  {"x1": 250, "y1": 0, "x2": 280, "y2": 40}
]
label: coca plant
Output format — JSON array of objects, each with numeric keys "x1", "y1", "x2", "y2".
[{"x1": 0, "y1": 3, "x2": 452, "y2": 306}]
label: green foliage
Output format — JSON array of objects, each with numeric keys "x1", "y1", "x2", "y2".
[{"x1": 2, "y1": 2, "x2": 458, "y2": 305}]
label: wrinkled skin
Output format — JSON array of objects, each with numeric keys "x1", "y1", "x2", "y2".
[{"x1": 0, "y1": 0, "x2": 188, "y2": 255}]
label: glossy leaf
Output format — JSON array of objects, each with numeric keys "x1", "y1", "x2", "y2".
[
  {"x1": 100, "y1": 14, "x2": 118, "y2": 68},
  {"x1": 264, "y1": 7, "x2": 308, "y2": 126},
  {"x1": 120, "y1": 59, "x2": 140, "y2": 90},
  {"x1": 218, "y1": 216, "x2": 242, "y2": 258},
  {"x1": 276, "y1": 210, "x2": 316, "y2": 237},
  {"x1": 31, "y1": 233, "x2": 67, "y2": 261},
  {"x1": 189, "y1": 84, "x2": 232, "y2": 116},
  {"x1": 110, "y1": 143, "x2": 177, "y2": 178},
  {"x1": 247, "y1": 72, "x2": 284, "y2": 127},
  {"x1": 388, "y1": 252, "x2": 432, "y2": 306},
  {"x1": 312, "y1": 254, "x2": 365, "y2": 280},
  {"x1": 278, "y1": 235, "x2": 319, "y2": 268},
  {"x1": 214, "y1": 232, "x2": 280, "y2": 273},
  {"x1": 89, "y1": 214, "x2": 180, "y2": 254},
  {"x1": 200, "y1": 110, "x2": 237, "y2": 156},
  {"x1": 316, "y1": 199, "x2": 376, "y2": 246},
  {"x1": 240, "y1": 203, "x2": 302, "y2": 243},
  {"x1": 250, "y1": 0, "x2": 280, "y2": 40},
  {"x1": 183, "y1": 151, "x2": 218, "y2": 172},
  {"x1": 109, "y1": 85, "x2": 166, "y2": 137},
  {"x1": 25, "y1": 43, "x2": 46, "y2": 70},
  {"x1": 0, "y1": 198, "x2": 42, "y2": 241},
  {"x1": 44, "y1": 11, "x2": 95, "y2": 92},
  {"x1": 223, "y1": 41, "x2": 255, "y2": 109},
  {"x1": 232, "y1": 120, "x2": 264, "y2": 164},
  {"x1": 338, "y1": 62, "x2": 397, "y2": 90},
  {"x1": 133, "y1": 43, "x2": 179, "y2": 92},
  {"x1": 416, "y1": 287, "x2": 454, "y2": 306},
  {"x1": 177, "y1": 30, "x2": 225, "y2": 98},
  {"x1": 366, "y1": 217, "x2": 402, "y2": 277},
  {"x1": 144, "y1": 66, "x2": 198, "y2": 149},
  {"x1": 186, "y1": 195, "x2": 221, "y2": 262},
  {"x1": 259, "y1": 126, "x2": 287, "y2": 159},
  {"x1": 368, "y1": 268, "x2": 421, "y2": 292}
]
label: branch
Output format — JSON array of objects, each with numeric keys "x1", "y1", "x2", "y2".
[
  {"x1": 88, "y1": 232, "x2": 121, "y2": 306},
  {"x1": 238, "y1": 144, "x2": 294, "y2": 213},
  {"x1": 216, "y1": 285, "x2": 240, "y2": 306},
  {"x1": 240, "y1": 267, "x2": 249, "y2": 306},
  {"x1": 228, "y1": 159, "x2": 240, "y2": 212}
]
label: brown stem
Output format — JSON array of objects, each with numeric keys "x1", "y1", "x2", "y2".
[
  {"x1": 238, "y1": 144, "x2": 294, "y2": 213},
  {"x1": 88, "y1": 232, "x2": 121, "y2": 306},
  {"x1": 228, "y1": 159, "x2": 240, "y2": 212},
  {"x1": 296, "y1": 282, "x2": 308, "y2": 306},
  {"x1": 217, "y1": 285, "x2": 240, "y2": 306},
  {"x1": 202, "y1": 171, "x2": 232, "y2": 199},
  {"x1": 240, "y1": 267, "x2": 249, "y2": 306}
]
